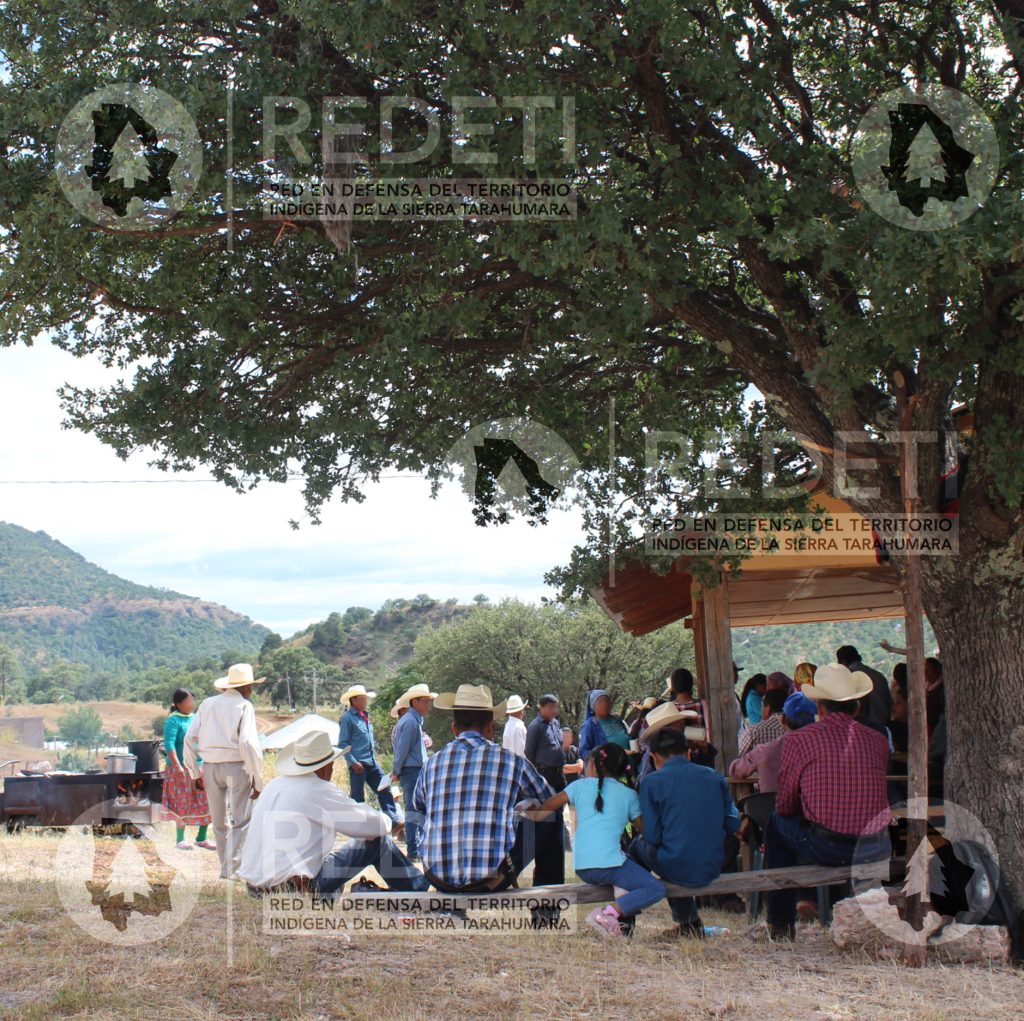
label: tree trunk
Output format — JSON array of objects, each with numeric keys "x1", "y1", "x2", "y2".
[{"x1": 923, "y1": 557, "x2": 1024, "y2": 926}]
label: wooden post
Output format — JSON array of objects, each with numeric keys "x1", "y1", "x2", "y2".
[
  {"x1": 694, "y1": 572, "x2": 739, "y2": 770},
  {"x1": 690, "y1": 590, "x2": 709, "y2": 700},
  {"x1": 896, "y1": 374, "x2": 929, "y2": 968}
]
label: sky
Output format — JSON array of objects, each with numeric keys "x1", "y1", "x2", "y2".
[{"x1": 0, "y1": 341, "x2": 585, "y2": 635}]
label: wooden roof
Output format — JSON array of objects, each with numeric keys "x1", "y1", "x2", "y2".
[{"x1": 591, "y1": 486, "x2": 905, "y2": 636}]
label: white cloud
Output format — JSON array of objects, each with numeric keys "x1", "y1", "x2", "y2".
[{"x1": 0, "y1": 342, "x2": 586, "y2": 634}]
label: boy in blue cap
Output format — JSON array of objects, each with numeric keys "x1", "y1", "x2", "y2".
[{"x1": 729, "y1": 692, "x2": 817, "y2": 793}]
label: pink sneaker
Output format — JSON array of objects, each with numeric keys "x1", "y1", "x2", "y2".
[
  {"x1": 586, "y1": 905, "x2": 624, "y2": 938},
  {"x1": 196, "y1": 839, "x2": 217, "y2": 850}
]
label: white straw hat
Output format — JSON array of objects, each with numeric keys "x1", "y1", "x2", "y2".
[
  {"x1": 640, "y1": 701, "x2": 699, "y2": 744},
  {"x1": 276, "y1": 730, "x2": 349, "y2": 776},
  {"x1": 214, "y1": 663, "x2": 267, "y2": 690},
  {"x1": 389, "y1": 683, "x2": 438, "y2": 719},
  {"x1": 340, "y1": 684, "x2": 377, "y2": 705},
  {"x1": 800, "y1": 663, "x2": 874, "y2": 702},
  {"x1": 433, "y1": 684, "x2": 508, "y2": 720},
  {"x1": 505, "y1": 694, "x2": 528, "y2": 714}
]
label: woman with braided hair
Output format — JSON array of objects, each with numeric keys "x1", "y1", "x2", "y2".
[{"x1": 527, "y1": 742, "x2": 665, "y2": 938}]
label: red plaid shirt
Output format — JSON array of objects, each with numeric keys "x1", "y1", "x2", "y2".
[{"x1": 775, "y1": 711, "x2": 889, "y2": 836}]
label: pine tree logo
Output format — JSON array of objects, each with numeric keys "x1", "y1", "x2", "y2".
[
  {"x1": 84, "y1": 104, "x2": 178, "y2": 217},
  {"x1": 56, "y1": 83, "x2": 202, "y2": 231},
  {"x1": 881, "y1": 105, "x2": 975, "y2": 216},
  {"x1": 851, "y1": 85, "x2": 998, "y2": 231}
]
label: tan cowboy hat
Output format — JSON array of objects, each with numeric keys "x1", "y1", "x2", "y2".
[
  {"x1": 505, "y1": 694, "x2": 528, "y2": 714},
  {"x1": 434, "y1": 684, "x2": 508, "y2": 720},
  {"x1": 276, "y1": 730, "x2": 350, "y2": 776},
  {"x1": 214, "y1": 663, "x2": 267, "y2": 691},
  {"x1": 389, "y1": 683, "x2": 438, "y2": 719},
  {"x1": 640, "y1": 701, "x2": 700, "y2": 744},
  {"x1": 800, "y1": 663, "x2": 874, "y2": 702},
  {"x1": 340, "y1": 684, "x2": 377, "y2": 705},
  {"x1": 637, "y1": 696, "x2": 659, "y2": 711}
]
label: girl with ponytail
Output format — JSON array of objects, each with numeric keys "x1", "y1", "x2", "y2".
[{"x1": 527, "y1": 742, "x2": 664, "y2": 938}]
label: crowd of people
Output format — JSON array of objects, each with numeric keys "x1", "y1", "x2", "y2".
[{"x1": 159, "y1": 643, "x2": 943, "y2": 942}]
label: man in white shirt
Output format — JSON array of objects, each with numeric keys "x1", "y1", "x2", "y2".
[
  {"x1": 238, "y1": 729, "x2": 428, "y2": 896},
  {"x1": 501, "y1": 695, "x2": 528, "y2": 756},
  {"x1": 184, "y1": 663, "x2": 266, "y2": 879}
]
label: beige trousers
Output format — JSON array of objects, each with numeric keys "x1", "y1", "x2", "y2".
[{"x1": 202, "y1": 761, "x2": 254, "y2": 878}]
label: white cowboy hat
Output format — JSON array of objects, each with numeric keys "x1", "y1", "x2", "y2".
[
  {"x1": 640, "y1": 701, "x2": 700, "y2": 744},
  {"x1": 389, "y1": 683, "x2": 438, "y2": 719},
  {"x1": 276, "y1": 730, "x2": 350, "y2": 776},
  {"x1": 434, "y1": 684, "x2": 508, "y2": 720},
  {"x1": 800, "y1": 663, "x2": 874, "y2": 703},
  {"x1": 505, "y1": 694, "x2": 528, "y2": 714},
  {"x1": 214, "y1": 663, "x2": 267, "y2": 691},
  {"x1": 340, "y1": 684, "x2": 377, "y2": 705}
]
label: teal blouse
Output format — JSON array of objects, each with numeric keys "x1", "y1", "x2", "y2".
[{"x1": 163, "y1": 711, "x2": 197, "y2": 764}]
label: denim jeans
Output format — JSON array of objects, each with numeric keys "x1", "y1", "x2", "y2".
[
  {"x1": 764, "y1": 812, "x2": 891, "y2": 930},
  {"x1": 399, "y1": 766, "x2": 423, "y2": 858},
  {"x1": 627, "y1": 835, "x2": 700, "y2": 925},
  {"x1": 312, "y1": 835, "x2": 429, "y2": 896},
  {"x1": 348, "y1": 760, "x2": 399, "y2": 822},
  {"x1": 577, "y1": 857, "x2": 666, "y2": 917}
]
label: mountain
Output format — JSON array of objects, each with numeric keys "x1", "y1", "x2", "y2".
[{"x1": 0, "y1": 521, "x2": 269, "y2": 674}]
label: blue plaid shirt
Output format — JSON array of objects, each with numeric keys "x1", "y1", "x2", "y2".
[{"x1": 412, "y1": 731, "x2": 553, "y2": 887}]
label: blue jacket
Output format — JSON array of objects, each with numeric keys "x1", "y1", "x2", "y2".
[
  {"x1": 639, "y1": 755, "x2": 740, "y2": 887},
  {"x1": 338, "y1": 707, "x2": 378, "y2": 767},
  {"x1": 391, "y1": 707, "x2": 426, "y2": 773}
]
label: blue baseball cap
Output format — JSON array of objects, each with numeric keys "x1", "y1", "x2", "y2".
[{"x1": 783, "y1": 692, "x2": 817, "y2": 726}]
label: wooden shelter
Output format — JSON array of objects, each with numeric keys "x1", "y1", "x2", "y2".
[{"x1": 591, "y1": 485, "x2": 904, "y2": 768}]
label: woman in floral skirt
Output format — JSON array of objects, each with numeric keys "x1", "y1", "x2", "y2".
[{"x1": 162, "y1": 688, "x2": 214, "y2": 850}]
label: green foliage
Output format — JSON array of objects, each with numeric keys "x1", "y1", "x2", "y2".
[
  {"x1": 57, "y1": 705, "x2": 104, "y2": 748},
  {"x1": 56, "y1": 749, "x2": 94, "y2": 772},
  {"x1": 0, "y1": 523, "x2": 268, "y2": 693},
  {"x1": 412, "y1": 598, "x2": 692, "y2": 730},
  {"x1": 151, "y1": 713, "x2": 169, "y2": 738}
]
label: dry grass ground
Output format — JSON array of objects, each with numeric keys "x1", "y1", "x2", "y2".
[{"x1": 1, "y1": 755, "x2": 1022, "y2": 1021}]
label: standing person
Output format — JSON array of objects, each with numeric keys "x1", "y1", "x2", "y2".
[
  {"x1": 238, "y1": 730, "x2": 426, "y2": 897},
  {"x1": 578, "y1": 689, "x2": 631, "y2": 763},
  {"x1": 389, "y1": 682, "x2": 436, "y2": 862},
  {"x1": 501, "y1": 695, "x2": 528, "y2": 756},
  {"x1": 161, "y1": 688, "x2": 213, "y2": 851},
  {"x1": 184, "y1": 663, "x2": 266, "y2": 880},
  {"x1": 522, "y1": 693, "x2": 576, "y2": 888},
  {"x1": 739, "y1": 674, "x2": 768, "y2": 728},
  {"x1": 628, "y1": 728, "x2": 741, "y2": 938},
  {"x1": 761, "y1": 664, "x2": 891, "y2": 941},
  {"x1": 337, "y1": 684, "x2": 399, "y2": 824},
  {"x1": 528, "y1": 743, "x2": 665, "y2": 938},
  {"x1": 836, "y1": 645, "x2": 892, "y2": 728}
]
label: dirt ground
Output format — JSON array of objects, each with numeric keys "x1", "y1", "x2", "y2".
[{"x1": 0, "y1": 822, "x2": 1021, "y2": 1021}]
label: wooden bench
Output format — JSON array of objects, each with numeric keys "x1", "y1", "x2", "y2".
[{"x1": 338, "y1": 859, "x2": 893, "y2": 910}]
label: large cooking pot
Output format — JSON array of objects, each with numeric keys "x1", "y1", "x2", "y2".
[
  {"x1": 105, "y1": 753, "x2": 137, "y2": 773},
  {"x1": 126, "y1": 740, "x2": 162, "y2": 773}
]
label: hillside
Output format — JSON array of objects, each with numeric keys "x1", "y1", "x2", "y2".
[{"x1": 0, "y1": 521, "x2": 269, "y2": 676}]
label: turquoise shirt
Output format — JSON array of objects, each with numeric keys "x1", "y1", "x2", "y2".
[
  {"x1": 163, "y1": 711, "x2": 198, "y2": 764},
  {"x1": 566, "y1": 776, "x2": 641, "y2": 871}
]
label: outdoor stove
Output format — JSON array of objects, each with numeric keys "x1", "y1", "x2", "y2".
[{"x1": 1, "y1": 770, "x2": 163, "y2": 829}]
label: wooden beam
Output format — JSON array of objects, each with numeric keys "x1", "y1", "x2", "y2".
[
  {"x1": 316, "y1": 860, "x2": 893, "y2": 909},
  {"x1": 698, "y1": 572, "x2": 739, "y2": 769},
  {"x1": 690, "y1": 589, "x2": 708, "y2": 700}
]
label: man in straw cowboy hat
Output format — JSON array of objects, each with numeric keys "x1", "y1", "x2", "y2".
[
  {"x1": 411, "y1": 684, "x2": 562, "y2": 912},
  {"x1": 184, "y1": 663, "x2": 267, "y2": 879},
  {"x1": 760, "y1": 663, "x2": 891, "y2": 941},
  {"x1": 389, "y1": 682, "x2": 437, "y2": 861},
  {"x1": 238, "y1": 729, "x2": 427, "y2": 897},
  {"x1": 501, "y1": 694, "x2": 529, "y2": 756},
  {"x1": 628, "y1": 705, "x2": 740, "y2": 937},
  {"x1": 337, "y1": 684, "x2": 399, "y2": 825}
]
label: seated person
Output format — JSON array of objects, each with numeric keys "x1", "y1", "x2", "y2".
[
  {"x1": 737, "y1": 688, "x2": 787, "y2": 756},
  {"x1": 762, "y1": 664, "x2": 891, "y2": 941},
  {"x1": 237, "y1": 730, "x2": 426, "y2": 898},
  {"x1": 412, "y1": 684, "x2": 560, "y2": 902},
  {"x1": 628, "y1": 728, "x2": 741, "y2": 938},
  {"x1": 529, "y1": 742, "x2": 665, "y2": 938},
  {"x1": 729, "y1": 692, "x2": 817, "y2": 793}
]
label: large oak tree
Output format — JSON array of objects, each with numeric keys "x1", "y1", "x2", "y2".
[{"x1": 2, "y1": 2, "x2": 1023, "y2": 910}]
